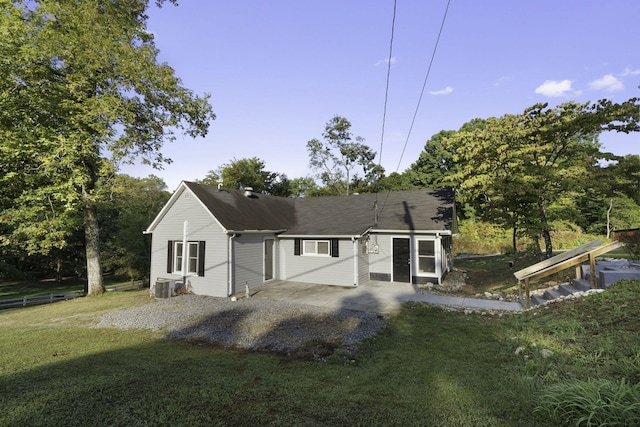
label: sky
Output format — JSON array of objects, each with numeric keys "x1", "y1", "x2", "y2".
[{"x1": 119, "y1": 0, "x2": 640, "y2": 191}]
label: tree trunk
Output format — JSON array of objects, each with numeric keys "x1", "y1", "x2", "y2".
[
  {"x1": 538, "y1": 201, "x2": 553, "y2": 258},
  {"x1": 83, "y1": 185, "x2": 104, "y2": 295},
  {"x1": 55, "y1": 257, "x2": 63, "y2": 284}
]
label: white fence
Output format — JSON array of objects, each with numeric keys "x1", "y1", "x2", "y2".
[{"x1": 0, "y1": 292, "x2": 83, "y2": 310}]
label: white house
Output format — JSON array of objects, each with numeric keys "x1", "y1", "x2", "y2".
[{"x1": 145, "y1": 182, "x2": 456, "y2": 297}]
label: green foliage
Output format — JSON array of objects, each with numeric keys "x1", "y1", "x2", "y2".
[
  {"x1": 199, "y1": 157, "x2": 291, "y2": 196},
  {"x1": 534, "y1": 379, "x2": 640, "y2": 426},
  {"x1": 307, "y1": 115, "x2": 383, "y2": 195},
  {"x1": 441, "y1": 100, "x2": 640, "y2": 258},
  {"x1": 100, "y1": 174, "x2": 170, "y2": 282},
  {"x1": 1, "y1": 0, "x2": 214, "y2": 294}
]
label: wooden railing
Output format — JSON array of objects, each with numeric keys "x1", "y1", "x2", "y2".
[{"x1": 514, "y1": 239, "x2": 622, "y2": 308}]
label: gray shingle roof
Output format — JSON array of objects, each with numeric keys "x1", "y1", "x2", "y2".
[{"x1": 184, "y1": 182, "x2": 454, "y2": 236}]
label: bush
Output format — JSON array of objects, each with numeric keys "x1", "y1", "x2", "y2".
[{"x1": 534, "y1": 379, "x2": 640, "y2": 426}]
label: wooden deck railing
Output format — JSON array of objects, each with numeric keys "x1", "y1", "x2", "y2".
[{"x1": 514, "y1": 239, "x2": 622, "y2": 308}]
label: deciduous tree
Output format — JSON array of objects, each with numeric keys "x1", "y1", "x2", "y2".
[
  {"x1": 307, "y1": 116, "x2": 383, "y2": 195},
  {"x1": 0, "y1": 1, "x2": 214, "y2": 294},
  {"x1": 445, "y1": 100, "x2": 639, "y2": 258}
]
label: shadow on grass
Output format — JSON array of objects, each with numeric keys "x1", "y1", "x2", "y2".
[{"x1": 0, "y1": 290, "x2": 543, "y2": 426}]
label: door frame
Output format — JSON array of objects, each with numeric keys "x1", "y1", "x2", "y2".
[
  {"x1": 263, "y1": 238, "x2": 275, "y2": 282},
  {"x1": 392, "y1": 237, "x2": 412, "y2": 283}
]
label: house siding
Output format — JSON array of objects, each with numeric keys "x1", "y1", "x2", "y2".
[
  {"x1": 232, "y1": 235, "x2": 271, "y2": 295},
  {"x1": 358, "y1": 238, "x2": 369, "y2": 284},
  {"x1": 150, "y1": 189, "x2": 229, "y2": 297},
  {"x1": 369, "y1": 234, "x2": 392, "y2": 281},
  {"x1": 368, "y1": 232, "x2": 452, "y2": 284},
  {"x1": 279, "y1": 238, "x2": 356, "y2": 286}
]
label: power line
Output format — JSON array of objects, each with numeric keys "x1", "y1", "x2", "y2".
[
  {"x1": 373, "y1": 0, "x2": 397, "y2": 225},
  {"x1": 377, "y1": 0, "x2": 397, "y2": 173},
  {"x1": 376, "y1": 0, "x2": 452, "y2": 220},
  {"x1": 393, "y1": 0, "x2": 451, "y2": 174}
]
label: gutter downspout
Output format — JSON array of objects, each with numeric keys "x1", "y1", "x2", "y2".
[
  {"x1": 182, "y1": 220, "x2": 188, "y2": 288},
  {"x1": 352, "y1": 237, "x2": 358, "y2": 287}
]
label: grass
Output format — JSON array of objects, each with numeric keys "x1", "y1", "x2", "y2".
[
  {"x1": 454, "y1": 253, "x2": 578, "y2": 295},
  {"x1": 1, "y1": 277, "x2": 639, "y2": 425}
]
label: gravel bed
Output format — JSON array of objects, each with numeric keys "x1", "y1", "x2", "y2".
[{"x1": 96, "y1": 295, "x2": 387, "y2": 360}]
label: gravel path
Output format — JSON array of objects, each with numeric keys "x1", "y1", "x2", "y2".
[{"x1": 97, "y1": 295, "x2": 387, "y2": 360}]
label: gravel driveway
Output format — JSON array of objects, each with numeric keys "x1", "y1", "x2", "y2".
[{"x1": 97, "y1": 294, "x2": 387, "y2": 360}]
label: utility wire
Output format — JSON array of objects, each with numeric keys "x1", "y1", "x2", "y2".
[
  {"x1": 377, "y1": 0, "x2": 452, "y2": 220},
  {"x1": 394, "y1": 0, "x2": 451, "y2": 174},
  {"x1": 373, "y1": 0, "x2": 397, "y2": 224},
  {"x1": 377, "y1": 0, "x2": 397, "y2": 176}
]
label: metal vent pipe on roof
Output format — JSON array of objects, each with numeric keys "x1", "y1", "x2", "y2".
[{"x1": 244, "y1": 187, "x2": 253, "y2": 197}]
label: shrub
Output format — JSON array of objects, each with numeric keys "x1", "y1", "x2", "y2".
[{"x1": 534, "y1": 378, "x2": 640, "y2": 426}]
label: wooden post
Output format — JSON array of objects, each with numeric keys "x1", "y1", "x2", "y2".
[
  {"x1": 518, "y1": 279, "x2": 523, "y2": 303},
  {"x1": 589, "y1": 254, "x2": 597, "y2": 289},
  {"x1": 525, "y1": 278, "x2": 531, "y2": 309}
]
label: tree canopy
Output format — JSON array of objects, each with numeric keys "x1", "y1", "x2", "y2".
[
  {"x1": 440, "y1": 99, "x2": 639, "y2": 257},
  {"x1": 199, "y1": 157, "x2": 291, "y2": 196},
  {"x1": 0, "y1": 0, "x2": 214, "y2": 293},
  {"x1": 307, "y1": 116, "x2": 384, "y2": 195}
]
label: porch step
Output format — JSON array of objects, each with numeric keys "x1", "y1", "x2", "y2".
[
  {"x1": 530, "y1": 294, "x2": 547, "y2": 306},
  {"x1": 572, "y1": 278, "x2": 592, "y2": 292},
  {"x1": 558, "y1": 283, "x2": 577, "y2": 296},
  {"x1": 543, "y1": 288, "x2": 564, "y2": 300},
  {"x1": 530, "y1": 282, "x2": 584, "y2": 306}
]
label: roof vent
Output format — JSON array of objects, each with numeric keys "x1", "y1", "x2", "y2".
[{"x1": 244, "y1": 187, "x2": 254, "y2": 197}]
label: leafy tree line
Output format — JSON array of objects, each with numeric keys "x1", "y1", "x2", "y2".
[
  {"x1": 189, "y1": 101, "x2": 639, "y2": 260},
  {"x1": 2, "y1": 1, "x2": 639, "y2": 286},
  {"x1": 402, "y1": 100, "x2": 640, "y2": 258},
  {"x1": 0, "y1": 0, "x2": 214, "y2": 291}
]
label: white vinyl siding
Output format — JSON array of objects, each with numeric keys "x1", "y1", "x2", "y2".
[
  {"x1": 358, "y1": 238, "x2": 369, "y2": 284},
  {"x1": 232, "y1": 235, "x2": 266, "y2": 294},
  {"x1": 280, "y1": 239, "x2": 355, "y2": 286},
  {"x1": 369, "y1": 234, "x2": 392, "y2": 278},
  {"x1": 149, "y1": 188, "x2": 228, "y2": 297}
]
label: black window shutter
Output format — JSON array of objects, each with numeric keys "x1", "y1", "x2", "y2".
[
  {"x1": 167, "y1": 240, "x2": 174, "y2": 273},
  {"x1": 198, "y1": 241, "x2": 206, "y2": 277},
  {"x1": 294, "y1": 238, "x2": 301, "y2": 256},
  {"x1": 331, "y1": 239, "x2": 339, "y2": 257}
]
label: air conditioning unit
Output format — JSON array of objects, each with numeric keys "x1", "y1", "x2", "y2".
[{"x1": 155, "y1": 279, "x2": 171, "y2": 299}]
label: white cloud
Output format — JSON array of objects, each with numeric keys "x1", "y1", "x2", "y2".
[
  {"x1": 374, "y1": 57, "x2": 397, "y2": 67},
  {"x1": 534, "y1": 80, "x2": 573, "y2": 97},
  {"x1": 620, "y1": 67, "x2": 640, "y2": 77},
  {"x1": 492, "y1": 76, "x2": 510, "y2": 86},
  {"x1": 429, "y1": 86, "x2": 454, "y2": 96},
  {"x1": 589, "y1": 74, "x2": 624, "y2": 92}
]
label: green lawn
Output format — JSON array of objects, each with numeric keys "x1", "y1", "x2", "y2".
[{"x1": 1, "y1": 280, "x2": 638, "y2": 426}]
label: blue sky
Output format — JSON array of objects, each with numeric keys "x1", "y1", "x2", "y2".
[{"x1": 120, "y1": 0, "x2": 640, "y2": 190}]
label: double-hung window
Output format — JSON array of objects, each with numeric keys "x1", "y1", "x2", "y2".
[
  {"x1": 167, "y1": 240, "x2": 206, "y2": 276},
  {"x1": 417, "y1": 240, "x2": 436, "y2": 273}
]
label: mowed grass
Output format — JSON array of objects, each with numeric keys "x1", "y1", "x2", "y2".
[{"x1": 1, "y1": 281, "x2": 639, "y2": 426}]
